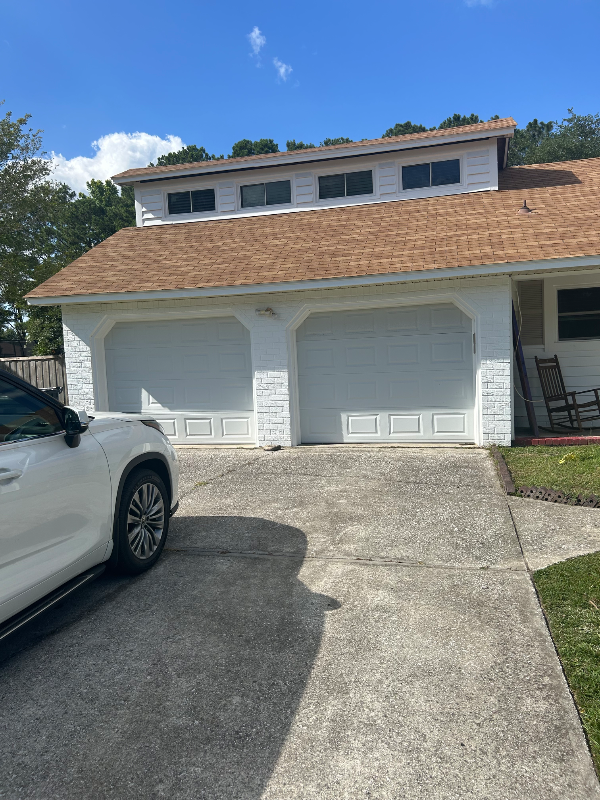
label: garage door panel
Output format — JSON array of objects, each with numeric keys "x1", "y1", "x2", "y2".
[
  {"x1": 344, "y1": 344, "x2": 377, "y2": 367},
  {"x1": 144, "y1": 385, "x2": 177, "y2": 408},
  {"x1": 388, "y1": 378, "x2": 421, "y2": 406},
  {"x1": 216, "y1": 349, "x2": 251, "y2": 373},
  {"x1": 430, "y1": 305, "x2": 468, "y2": 329},
  {"x1": 430, "y1": 340, "x2": 466, "y2": 364},
  {"x1": 297, "y1": 304, "x2": 474, "y2": 443},
  {"x1": 105, "y1": 316, "x2": 254, "y2": 444},
  {"x1": 384, "y1": 308, "x2": 420, "y2": 333}
]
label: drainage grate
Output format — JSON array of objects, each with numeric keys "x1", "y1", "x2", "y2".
[{"x1": 517, "y1": 486, "x2": 600, "y2": 508}]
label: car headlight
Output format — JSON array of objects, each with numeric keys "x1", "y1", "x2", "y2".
[{"x1": 140, "y1": 419, "x2": 165, "y2": 435}]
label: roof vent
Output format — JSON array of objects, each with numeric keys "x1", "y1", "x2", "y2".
[{"x1": 517, "y1": 200, "x2": 533, "y2": 215}]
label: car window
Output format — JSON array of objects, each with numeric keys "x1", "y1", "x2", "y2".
[{"x1": 0, "y1": 378, "x2": 64, "y2": 444}]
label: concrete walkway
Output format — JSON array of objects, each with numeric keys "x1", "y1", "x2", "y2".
[{"x1": 0, "y1": 447, "x2": 598, "y2": 799}]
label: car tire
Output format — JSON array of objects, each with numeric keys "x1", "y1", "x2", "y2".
[{"x1": 110, "y1": 468, "x2": 170, "y2": 575}]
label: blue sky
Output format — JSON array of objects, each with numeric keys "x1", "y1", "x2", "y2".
[{"x1": 2, "y1": 0, "x2": 598, "y2": 191}]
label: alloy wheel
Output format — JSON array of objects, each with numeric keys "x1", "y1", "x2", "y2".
[{"x1": 127, "y1": 482, "x2": 165, "y2": 559}]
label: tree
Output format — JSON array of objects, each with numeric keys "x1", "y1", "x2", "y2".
[
  {"x1": 438, "y1": 113, "x2": 481, "y2": 130},
  {"x1": 286, "y1": 139, "x2": 316, "y2": 151},
  {"x1": 320, "y1": 137, "x2": 353, "y2": 146},
  {"x1": 57, "y1": 179, "x2": 135, "y2": 263},
  {"x1": 507, "y1": 118, "x2": 554, "y2": 166},
  {"x1": 382, "y1": 121, "x2": 428, "y2": 138},
  {"x1": 0, "y1": 103, "x2": 70, "y2": 350},
  {"x1": 230, "y1": 138, "x2": 279, "y2": 158},
  {"x1": 513, "y1": 109, "x2": 600, "y2": 166},
  {"x1": 149, "y1": 144, "x2": 224, "y2": 166}
]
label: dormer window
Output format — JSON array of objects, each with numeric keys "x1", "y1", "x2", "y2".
[
  {"x1": 241, "y1": 180, "x2": 292, "y2": 208},
  {"x1": 318, "y1": 170, "x2": 373, "y2": 200},
  {"x1": 168, "y1": 189, "x2": 216, "y2": 215},
  {"x1": 402, "y1": 159, "x2": 460, "y2": 191}
]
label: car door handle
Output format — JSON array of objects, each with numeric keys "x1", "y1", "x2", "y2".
[{"x1": 0, "y1": 469, "x2": 23, "y2": 482}]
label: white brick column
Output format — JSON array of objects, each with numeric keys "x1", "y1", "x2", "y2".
[
  {"x1": 62, "y1": 311, "x2": 97, "y2": 412},
  {"x1": 244, "y1": 312, "x2": 293, "y2": 448}
]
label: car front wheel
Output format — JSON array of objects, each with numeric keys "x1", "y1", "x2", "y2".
[{"x1": 111, "y1": 468, "x2": 170, "y2": 574}]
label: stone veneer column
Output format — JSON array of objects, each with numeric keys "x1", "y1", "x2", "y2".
[{"x1": 239, "y1": 308, "x2": 294, "y2": 448}]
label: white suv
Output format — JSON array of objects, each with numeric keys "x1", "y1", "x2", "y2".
[{"x1": 0, "y1": 367, "x2": 179, "y2": 637}]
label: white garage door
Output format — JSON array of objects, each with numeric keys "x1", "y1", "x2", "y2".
[
  {"x1": 104, "y1": 316, "x2": 254, "y2": 444},
  {"x1": 296, "y1": 304, "x2": 474, "y2": 443}
]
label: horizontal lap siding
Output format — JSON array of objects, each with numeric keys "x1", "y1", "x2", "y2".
[
  {"x1": 465, "y1": 149, "x2": 492, "y2": 191},
  {"x1": 515, "y1": 342, "x2": 600, "y2": 429}
]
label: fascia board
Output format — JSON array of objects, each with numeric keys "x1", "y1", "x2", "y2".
[
  {"x1": 112, "y1": 127, "x2": 515, "y2": 186},
  {"x1": 26, "y1": 254, "x2": 600, "y2": 306}
]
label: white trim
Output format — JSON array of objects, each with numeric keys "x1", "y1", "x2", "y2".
[
  {"x1": 113, "y1": 125, "x2": 515, "y2": 185},
  {"x1": 284, "y1": 291, "x2": 482, "y2": 446},
  {"x1": 28, "y1": 255, "x2": 600, "y2": 307}
]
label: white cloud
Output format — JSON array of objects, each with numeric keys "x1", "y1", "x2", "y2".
[
  {"x1": 49, "y1": 131, "x2": 185, "y2": 194},
  {"x1": 248, "y1": 26, "x2": 266, "y2": 59},
  {"x1": 273, "y1": 57, "x2": 292, "y2": 82}
]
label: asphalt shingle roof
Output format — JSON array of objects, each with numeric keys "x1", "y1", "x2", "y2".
[
  {"x1": 27, "y1": 158, "x2": 600, "y2": 300},
  {"x1": 111, "y1": 118, "x2": 516, "y2": 181}
]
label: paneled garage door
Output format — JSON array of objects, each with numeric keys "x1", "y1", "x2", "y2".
[
  {"x1": 296, "y1": 304, "x2": 475, "y2": 443},
  {"x1": 104, "y1": 316, "x2": 254, "y2": 444}
]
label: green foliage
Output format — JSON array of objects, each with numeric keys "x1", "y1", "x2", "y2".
[
  {"x1": 149, "y1": 144, "x2": 224, "y2": 167},
  {"x1": 0, "y1": 103, "x2": 70, "y2": 348},
  {"x1": 534, "y1": 552, "x2": 600, "y2": 769},
  {"x1": 382, "y1": 121, "x2": 428, "y2": 138},
  {"x1": 525, "y1": 109, "x2": 600, "y2": 165},
  {"x1": 438, "y1": 113, "x2": 481, "y2": 130},
  {"x1": 320, "y1": 137, "x2": 352, "y2": 146},
  {"x1": 57, "y1": 179, "x2": 136, "y2": 263},
  {"x1": 507, "y1": 118, "x2": 554, "y2": 166},
  {"x1": 499, "y1": 445, "x2": 600, "y2": 497},
  {"x1": 286, "y1": 139, "x2": 316, "y2": 151},
  {"x1": 25, "y1": 305, "x2": 64, "y2": 355},
  {"x1": 507, "y1": 110, "x2": 600, "y2": 166},
  {"x1": 0, "y1": 103, "x2": 139, "y2": 353},
  {"x1": 230, "y1": 138, "x2": 279, "y2": 158}
]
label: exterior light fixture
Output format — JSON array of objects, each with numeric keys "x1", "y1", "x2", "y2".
[{"x1": 255, "y1": 308, "x2": 277, "y2": 318}]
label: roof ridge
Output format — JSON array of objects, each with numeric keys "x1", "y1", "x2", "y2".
[{"x1": 112, "y1": 118, "x2": 516, "y2": 181}]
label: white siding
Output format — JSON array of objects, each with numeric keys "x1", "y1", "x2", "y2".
[
  {"x1": 465, "y1": 148, "x2": 492, "y2": 191},
  {"x1": 514, "y1": 272, "x2": 600, "y2": 430},
  {"x1": 140, "y1": 191, "x2": 163, "y2": 221},
  {"x1": 134, "y1": 138, "x2": 504, "y2": 227},
  {"x1": 294, "y1": 173, "x2": 314, "y2": 204},
  {"x1": 218, "y1": 181, "x2": 236, "y2": 213},
  {"x1": 378, "y1": 162, "x2": 397, "y2": 197}
]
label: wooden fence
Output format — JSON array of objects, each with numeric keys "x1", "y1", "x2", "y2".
[{"x1": 0, "y1": 356, "x2": 69, "y2": 403}]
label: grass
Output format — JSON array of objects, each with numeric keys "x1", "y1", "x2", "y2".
[
  {"x1": 534, "y1": 553, "x2": 600, "y2": 771},
  {"x1": 499, "y1": 444, "x2": 600, "y2": 496}
]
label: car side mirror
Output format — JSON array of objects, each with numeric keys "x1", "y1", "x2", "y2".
[{"x1": 63, "y1": 407, "x2": 90, "y2": 448}]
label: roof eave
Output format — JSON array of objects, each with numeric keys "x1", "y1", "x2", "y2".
[
  {"x1": 26, "y1": 254, "x2": 600, "y2": 306},
  {"x1": 112, "y1": 125, "x2": 516, "y2": 185}
]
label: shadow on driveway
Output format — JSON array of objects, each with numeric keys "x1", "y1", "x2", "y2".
[{"x1": 0, "y1": 517, "x2": 335, "y2": 800}]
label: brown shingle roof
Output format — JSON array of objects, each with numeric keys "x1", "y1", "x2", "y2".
[
  {"x1": 111, "y1": 118, "x2": 516, "y2": 181},
  {"x1": 27, "y1": 158, "x2": 600, "y2": 300}
]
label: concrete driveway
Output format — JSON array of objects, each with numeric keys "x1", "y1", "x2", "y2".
[{"x1": 1, "y1": 446, "x2": 599, "y2": 799}]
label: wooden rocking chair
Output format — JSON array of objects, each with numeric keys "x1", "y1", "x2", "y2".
[{"x1": 535, "y1": 355, "x2": 600, "y2": 431}]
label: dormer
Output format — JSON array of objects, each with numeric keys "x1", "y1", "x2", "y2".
[{"x1": 111, "y1": 118, "x2": 516, "y2": 228}]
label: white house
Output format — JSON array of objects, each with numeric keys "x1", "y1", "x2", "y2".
[{"x1": 27, "y1": 118, "x2": 600, "y2": 447}]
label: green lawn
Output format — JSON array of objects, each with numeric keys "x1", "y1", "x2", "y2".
[
  {"x1": 534, "y1": 553, "x2": 600, "y2": 771},
  {"x1": 499, "y1": 445, "x2": 600, "y2": 496}
]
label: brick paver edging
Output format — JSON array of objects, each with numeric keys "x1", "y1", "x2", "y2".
[{"x1": 513, "y1": 436, "x2": 600, "y2": 447}]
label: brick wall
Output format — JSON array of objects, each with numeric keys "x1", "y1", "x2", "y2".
[{"x1": 61, "y1": 275, "x2": 512, "y2": 446}]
